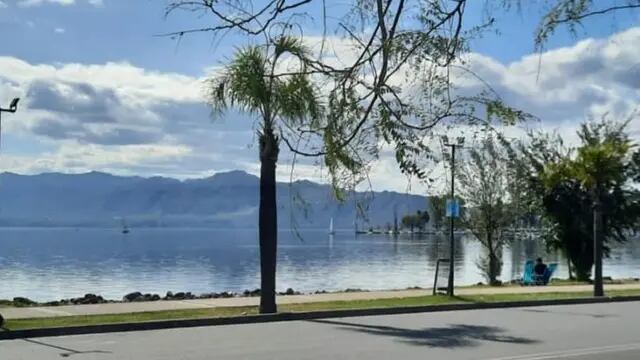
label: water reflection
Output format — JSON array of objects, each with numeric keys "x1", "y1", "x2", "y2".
[{"x1": 0, "y1": 228, "x2": 637, "y2": 301}]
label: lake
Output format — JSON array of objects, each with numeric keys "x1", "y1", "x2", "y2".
[{"x1": 0, "y1": 228, "x2": 639, "y2": 301}]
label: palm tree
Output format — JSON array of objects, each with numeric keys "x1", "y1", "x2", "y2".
[{"x1": 206, "y1": 36, "x2": 322, "y2": 313}]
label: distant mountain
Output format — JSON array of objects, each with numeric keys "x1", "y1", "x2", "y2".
[{"x1": 0, "y1": 171, "x2": 430, "y2": 229}]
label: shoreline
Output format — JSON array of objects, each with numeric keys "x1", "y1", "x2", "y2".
[{"x1": 3, "y1": 278, "x2": 639, "y2": 309}]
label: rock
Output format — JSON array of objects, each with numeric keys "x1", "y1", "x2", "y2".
[
  {"x1": 285, "y1": 288, "x2": 295, "y2": 295},
  {"x1": 219, "y1": 292, "x2": 233, "y2": 298},
  {"x1": 137, "y1": 293, "x2": 160, "y2": 302},
  {"x1": 77, "y1": 294, "x2": 104, "y2": 304},
  {"x1": 123, "y1": 292, "x2": 143, "y2": 302},
  {"x1": 198, "y1": 293, "x2": 216, "y2": 299},
  {"x1": 279, "y1": 288, "x2": 300, "y2": 296},
  {"x1": 243, "y1": 289, "x2": 260, "y2": 297},
  {"x1": 12, "y1": 297, "x2": 37, "y2": 307}
]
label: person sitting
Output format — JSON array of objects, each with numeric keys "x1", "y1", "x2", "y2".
[{"x1": 533, "y1": 257, "x2": 547, "y2": 284}]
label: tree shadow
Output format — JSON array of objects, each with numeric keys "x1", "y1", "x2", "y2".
[
  {"x1": 519, "y1": 308, "x2": 616, "y2": 319},
  {"x1": 22, "y1": 338, "x2": 112, "y2": 358},
  {"x1": 310, "y1": 319, "x2": 539, "y2": 348}
]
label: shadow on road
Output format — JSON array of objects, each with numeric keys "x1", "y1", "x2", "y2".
[
  {"x1": 22, "y1": 338, "x2": 112, "y2": 357},
  {"x1": 519, "y1": 308, "x2": 615, "y2": 319},
  {"x1": 310, "y1": 319, "x2": 539, "y2": 348}
]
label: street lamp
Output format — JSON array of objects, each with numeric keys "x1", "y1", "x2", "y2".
[
  {"x1": 0, "y1": 98, "x2": 20, "y2": 147},
  {"x1": 0, "y1": 98, "x2": 18, "y2": 325},
  {"x1": 442, "y1": 135, "x2": 464, "y2": 297}
]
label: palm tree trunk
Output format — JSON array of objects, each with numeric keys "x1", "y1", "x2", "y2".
[{"x1": 258, "y1": 127, "x2": 279, "y2": 314}]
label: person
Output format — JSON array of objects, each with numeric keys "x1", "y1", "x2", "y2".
[{"x1": 534, "y1": 257, "x2": 547, "y2": 284}]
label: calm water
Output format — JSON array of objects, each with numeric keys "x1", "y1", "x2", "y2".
[{"x1": 0, "y1": 228, "x2": 639, "y2": 301}]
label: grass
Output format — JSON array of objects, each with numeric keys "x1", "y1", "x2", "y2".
[{"x1": 4, "y1": 289, "x2": 640, "y2": 331}]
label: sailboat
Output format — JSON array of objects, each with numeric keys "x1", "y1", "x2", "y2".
[
  {"x1": 329, "y1": 217, "x2": 335, "y2": 235},
  {"x1": 121, "y1": 218, "x2": 130, "y2": 234}
]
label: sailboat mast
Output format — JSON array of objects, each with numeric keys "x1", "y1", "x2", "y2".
[{"x1": 393, "y1": 205, "x2": 398, "y2": 234}]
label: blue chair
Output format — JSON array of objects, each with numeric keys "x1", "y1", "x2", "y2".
[
  {"x1": 541, "y1": 263, "x2": 558, "y2": 285},
  {"x1": 532, "y1": 263, "x2": 558, "y2": 285},
  {"x1": 521, "y1": 260, "x2": 535, "y2": 285}
]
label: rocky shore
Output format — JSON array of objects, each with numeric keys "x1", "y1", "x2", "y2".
[{"x1": 4, "y1": 287, "x2": 374, "y2": 308}]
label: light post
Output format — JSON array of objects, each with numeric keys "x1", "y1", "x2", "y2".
[
  {"x1": 442, "y1": 136, "x2": 464, "y2": 297},
  {"x1": 0, "y1": 98, "x2": 20, "y2": 147},
  {"x1": 0, "y1": 98, "x2": 18, "y2": 328}
]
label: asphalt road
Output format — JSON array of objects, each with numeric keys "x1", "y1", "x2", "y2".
[{"x1": 3, "y1": 301, "x2": 640, "y2": 360}]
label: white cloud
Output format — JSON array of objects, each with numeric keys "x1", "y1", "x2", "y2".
[
  {"x1": 19, "y1": 0, "x2": 75, "y2": 6},
  {"x1": 54, "y1": 27, "x2": 65, "y2": 34},
  {"x1": 0, "y1": 26, "x2": 639, "y2": 192},
  {"x1": 0, "y1": 57, "x2": 203, "y2": 106},
  {"x1": 0, "y1": 1, "x2": 7, "y2": 8},
  {"x1": 18, "y1": 0, "x2": 103, "y2": 6},
  {"x1": 458, "y1": 28, "x2": 640, "y2": 136}
]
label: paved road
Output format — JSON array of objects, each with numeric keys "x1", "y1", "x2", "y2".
[
  {"x1": 3, "y1": 302, "x2": 640, "y2": 359},
  {"x1": 3, "y1": 283, "x2": 640, "y2": 319}
]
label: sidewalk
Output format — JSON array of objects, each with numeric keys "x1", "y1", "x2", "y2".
[{"x1": 2, "y1": 284, "x2": 639, "y2": 320}]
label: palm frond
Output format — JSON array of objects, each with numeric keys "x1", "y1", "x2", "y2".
[{"x1": 206, "y1": 46, "x2": 270, "y2": 117}]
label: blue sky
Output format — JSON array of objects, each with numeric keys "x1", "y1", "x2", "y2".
[
  {"x1": 3, "y1": 0, "x2": 638, "y2": 73},
  {"x1": 0, "y1": 0, "x2": 639, "y2": 192}
]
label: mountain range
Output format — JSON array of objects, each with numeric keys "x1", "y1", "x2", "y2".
[{"x1": 0, "y1": 170, "x2": 430, "y2": 229}]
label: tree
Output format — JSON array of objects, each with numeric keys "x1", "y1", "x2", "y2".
[
  {"x1": 401, "y1": 213, "x2": 417, "y2": 233},
  {"x1": 166, "y1": 0, "x2": 530, "y2": 310},
  {"x1": 165, "y1": 0, "x2": 527, "y2": 189},
  {"x1": 401, "y1": 210, "x2": 430, "y2": 232},
  {"x1": 416, "y1": 210, "x2": 430, "y2": 231},
  {"x1": 458, "y1": 134, "x2": 516, "y2": 285},
  {"x1": 517, "y1": 118, "x2": 640, "y2": 281},
  {"x1": 207, "y1": 36, "x2": 322, "y2": 313},
  {"x1": 501, "y1": 1, "x2": 640, "y2": 49},
  {"x1": 429, "y1": 195, "x2": 447, "y2": 230}
]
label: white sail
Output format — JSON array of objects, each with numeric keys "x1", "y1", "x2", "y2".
[{"x1": 329, "y1": 217, "x2": 334, "y2": 234}]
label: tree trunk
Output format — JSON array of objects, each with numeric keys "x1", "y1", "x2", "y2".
[
  {"x1": 566, "y1": 246, "x2": 574, "y2": 280},
  {"x1": 258, "y1": 128, "x2": 279, "y2": 314},
  {"x1": 488, "y1": 252, "x2": 499, "y2": 285},
  {"x1": 593, "y1": 200, "x2": 604, "y2": 296},
  {"x1": 484, "y1": 232, "x2": 501, "y2": 286}
]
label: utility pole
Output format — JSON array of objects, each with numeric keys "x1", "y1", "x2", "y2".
[
  {"x1": 442, "y1": 136, "x2": 464, "y2": 297},
  {"x1": 593, "y1": 197, "x2": 604, "y2": 297}
]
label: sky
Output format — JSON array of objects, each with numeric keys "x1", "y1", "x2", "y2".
[{"x1": 0, "y1": 0, "x2": 639, "y2": 193}]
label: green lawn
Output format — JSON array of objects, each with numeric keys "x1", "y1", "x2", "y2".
[{"x1": 4, "y1": 289, "x2": 640, "y2": 331}]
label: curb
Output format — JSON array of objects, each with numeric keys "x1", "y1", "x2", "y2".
[{"x1": 2, "y1": 295, "x2": 639, "y2": 340}]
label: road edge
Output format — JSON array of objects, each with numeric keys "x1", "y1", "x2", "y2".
[{"x1": 2, "y1": 295, "x2": 639, "y2": 340}]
